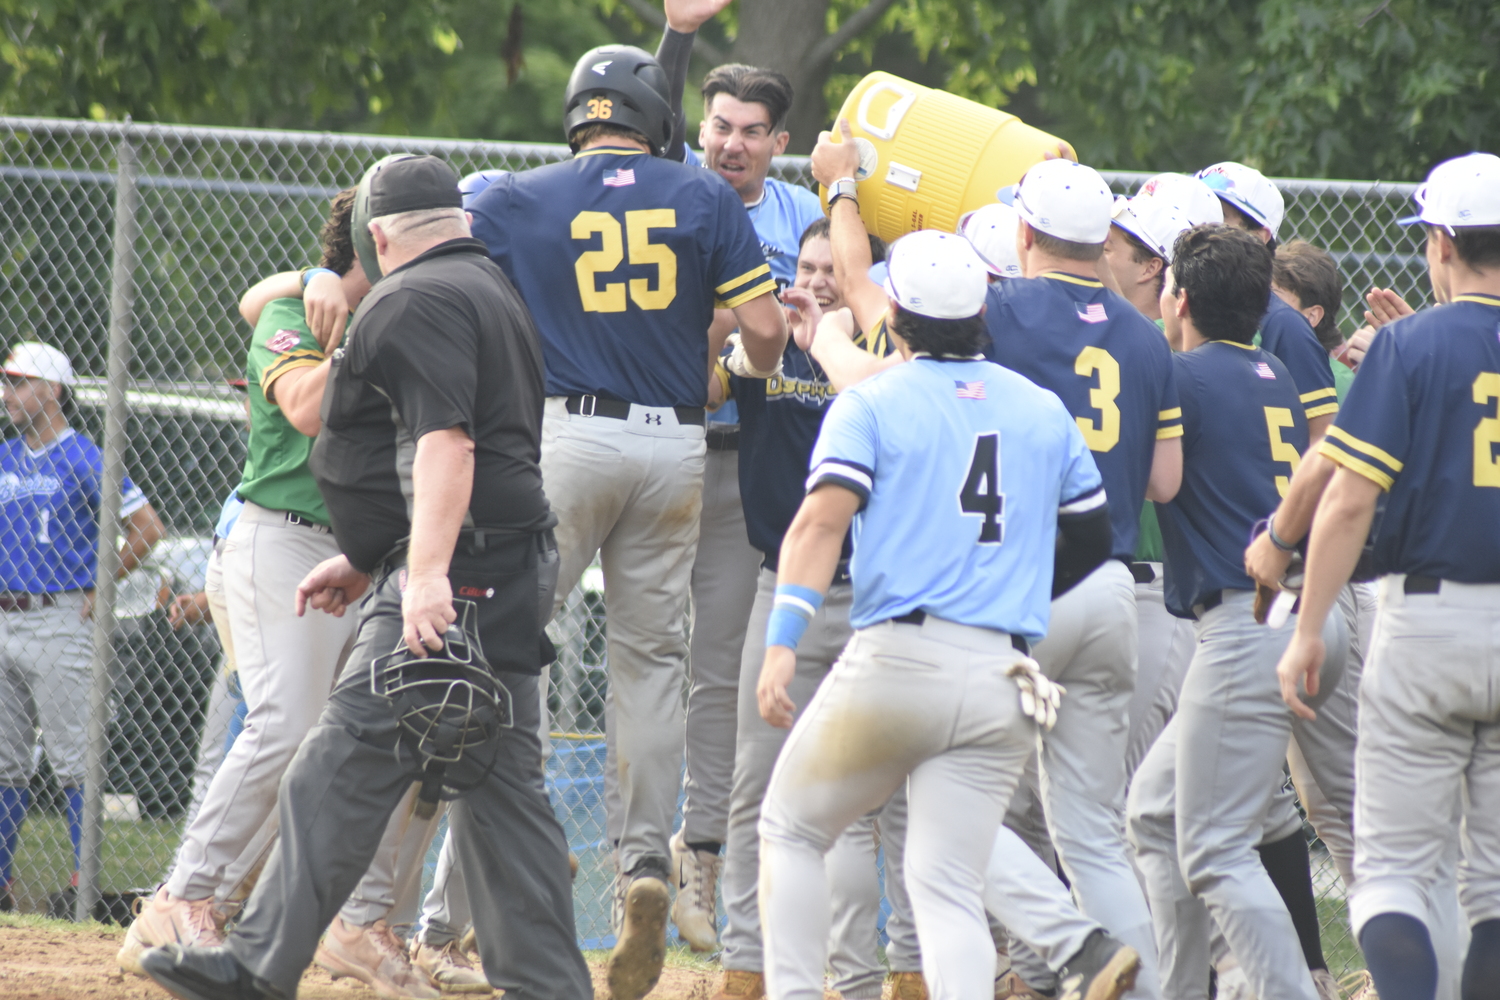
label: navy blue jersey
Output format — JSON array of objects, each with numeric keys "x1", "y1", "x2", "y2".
[
  {"x1": 1319, "y1": 294, "x2": 1500, "y2": 582},
  {"x1": 684, "y1": 149, "x2": 824, "y2": 291},
  {"x1": 1158, "y1": 342, "x2": 1308, "y2": 617},
  {"x1": 734, "y1": 320, "x2": 893, "y2": 560},
  {"x1": 469, "y1": 147, "x2": 775, "y2": 407},
  {"x1": 984, "y1": 272, "x2": 1181, "y2": 560},
  {"x1": 1259, "y1": 291, "x2": 1339, "y2": 422}
]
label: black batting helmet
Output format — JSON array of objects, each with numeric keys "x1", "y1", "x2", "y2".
[{"x1": 563, "y1": 45, "x2": 673, "y2": 157}]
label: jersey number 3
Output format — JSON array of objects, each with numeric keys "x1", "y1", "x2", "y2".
[
  {"x1": 572, "y1": 210, "x2": 678, "y2": 312},
  {"x1": 1074, "y1": 347, "x2": 1120, "y2": 451},
  {"x1": 960, "y1": 433, "x2": 1006, "y2": 544}
]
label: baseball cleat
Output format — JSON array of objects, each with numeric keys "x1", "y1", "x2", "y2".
[
  {"x1": 315, "y1": 916, "x2": 440, "y2": 999},
  {"x1": 709, "y1": 969, "x2": 764, "y2": 1000},
  {"x1": 411, "y1": 939, "x2": 493, "y2": 995},
  {"x1": 139, "y1": 943, "x2": 284, "y2": 1000},
  {"x1": 118, "y1": 887, "x2": 225, "y2": 976},
  {"x1": 606, "y1": 873, "x2": 670, "y2": 1000},
  {"x1": 994, "y1": 969, "x2": 1051, "y2": 1000},
  {"x1": 889, "y1": 970, "x2": 929, "y2": 1000},
  {"x1": 669, "y1": 827, "x2": 722, "y2": 952},
  {"x1": 1056, "y1": 931, "x2": 1139, "y2": 1000}
]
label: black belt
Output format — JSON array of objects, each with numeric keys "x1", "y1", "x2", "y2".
[
  {"x1": 565, "y1": 394, "x2": 706, "y2": 427},
  {"x1": 1194, "y1": 590, "x2": 1223, "y2": 616},
  {"x1": 706, "y1": 425, "x2": 740, "y2": 451},
  {"x1": 1129, "y1": 561, "x2": 1157, "y2": 584},
  {"x1": 284, "y1": 511, "x2": 331, "y2": 534},
  {"x1": 889, "y1": 609, "x2": 1030, "y2": 655},
  {"x1": 0, "y1": 592, "x2": 58, "y2": 612},
  {"x1": 1404, "y1": 574, "x2": 1442, "y2": 594}
]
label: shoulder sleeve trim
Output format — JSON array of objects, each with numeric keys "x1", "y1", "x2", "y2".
[
  {"x1": 716, "y1": 278, "x2": 778, "y2": 310},
  {"x1": 1319, "y1": 440, "x2": 1394, "y2": 491},
  {"x1": 1324, "y1": 424, "x2": 1401, "y2": 472},
  {"x1": 1155, "y1": 424, "x2": 1185, "y2": 440},
  {"x1": 806, "y1": 458, "x2": 873, "y2": 505},
  {"x1": 1300, "y1": 387, "x2": 1338, "y2": 403},
  {"x1": 1158, "y1": 407, "x2": 1182, "y2": 421},
  {"x1": 716, "y1": 263, "x2": 772, "y2": 296},
  {"x1": 1304, "y1": 401, "x2": 1340, "y2": 419},
  {"x1": 1059, "y1": 484, "x2": 1106, "y2": 516}
]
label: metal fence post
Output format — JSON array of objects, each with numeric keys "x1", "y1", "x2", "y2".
[{"x1": 76, "y1": 131, "x2": 140, "y2": 923}]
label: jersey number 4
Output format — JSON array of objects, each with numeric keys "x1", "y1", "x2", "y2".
[
  {"x1": 960, "y1": 433, "x2": 1006, "y2": 544},
  {"x1": 572, "y1": 210, "x2": 678, "y2": 312}
]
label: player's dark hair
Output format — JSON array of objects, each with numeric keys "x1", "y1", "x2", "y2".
[
  {"x1": 1438, "y1": 224, "x2": 1500, "y2": 270},
  {"x1": 318, "y1": 187, "x2": 357, "y2": 276},
  {"x1": 1033, "y1": 228, "x2": 1105, "y2": 262},
  {"x1": 569, "y1": 122, "x2": 655, "y2": 154},
  {"x1": 889, "y1": 303, "x2": 987, "y2": 358},
  {"x1": 1273, "y1": 240, "x2": 1343, "y2": 351},
  {"x1": 798, "y1": 218, "x2": 886, "y2": 264},
  {"x1": 1170, "y1": 224, "x2": 1272, "y2": 345},
  {"x1": 1114, "y1": 223, "x2": 1165, "y2": 297},
  {"x1": 701, "y1": 64, "x2": 794, "y2": 133}
]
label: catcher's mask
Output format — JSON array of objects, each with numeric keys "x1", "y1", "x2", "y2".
[{"x1": 370, "y1": 601, "x2": 513, "y2": 818}]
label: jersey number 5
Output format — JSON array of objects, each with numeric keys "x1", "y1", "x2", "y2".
[
  {"x1": 1473, "y1": 372, "x2": 1500, "y2": 487},
  {"x1": 959, "y1": 433, "x2": 1006, "y2": 544},
  {"x1": 1074, "y1": 346, "x2": 1120, "y2": 452},
  {"x1": 1263, "y1": 406, "x2": 1302, "y2": 498},
  {"x1": 571, "y1": 210, "x2": 678, "y2": 312}
]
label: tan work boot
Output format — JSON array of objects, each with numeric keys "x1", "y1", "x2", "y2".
[
  {"x1": 117, "y1": 887, "x2": 223, "y2": 976},
  {"x1": 890, "y1": 971, "x2": 929, "y2": 1000},
  {"x1": 606, "y1": 874, "x2": 670, "y2": 1000},
  {"x1": 710, "y1": 969, "x2": 765, "y2": 1000},
  {"x1": 411, "y1": 939, "x2": 492, "y2": 995},
  {"x1": 670, "y1": 828, "x2": 723, "y2": 952},
  {"x1": 315, "y1": 916, "x2": 441, "y2": 999}
]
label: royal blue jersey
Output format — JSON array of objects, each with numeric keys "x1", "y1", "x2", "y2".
[
  {"x1": 983, "y1": 272, "x2": 1181, "y2": 560},
  {"x1": 735, "y1": 321, "x2": 893, "y2": 560},
  {"x1": 1318, "y1": 294, "x2": 1500, "y2": 582},
  {"x1": 808, "y1": 358, "x2": 1103, "y2": 641},
  {"x1": 1258, "y1": 291, "x2": 1340, "y2": 422},
  {"x1": 1158, "y1": 342, "x2": 1307, "y2": 617},
  {"x1": 0, "y1": 429, "x2": 147, "y2": 592},
  {"x1": 470, "y1": 147, "x2": 775, "y2": 407},
  {"x1": 683, "y1": 150, "x2": 825, "y2": 291}
]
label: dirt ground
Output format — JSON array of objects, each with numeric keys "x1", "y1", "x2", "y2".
[{"x1": 0, "y1": 915, "x2": 725, "y2": 1000}]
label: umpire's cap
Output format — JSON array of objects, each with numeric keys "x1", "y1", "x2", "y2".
[
  {"x1": 563, "y1": 45, "x2": 673, "y2": 157},
  {"x1": 350, "y1": 154, "x2": 462, "y2": 285}
]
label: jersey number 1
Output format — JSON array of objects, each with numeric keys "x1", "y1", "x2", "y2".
[
  {"x1": 960, "y1": 433, "x2": 1005, "y2": 544},
  {"x1": 571, "y1": 210, "x2": 678, "y2": 312}
]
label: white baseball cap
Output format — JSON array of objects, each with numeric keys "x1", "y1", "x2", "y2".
[
  {"x1": 957, "y1": 203, "x2": 1023, "y2": 279},
  {"x1": 3, "y1": 342, "x2": 75, "y2": 385},
  {"x1": 1014, "y1": 159, "x2": 1114, "y2": 244},
  {"x1": 1112, "y1": 173, "x2": 1224, "y2": 262},
  {"x1": 1399, "y1": 153, "x2": 1500, "y2": 232},
  {"x1": 883, "y1": 230, "x2": 989, "y2": 320},
  {"x1": 1195, "y1": 161, "x2": 1285, "y2": 238}
]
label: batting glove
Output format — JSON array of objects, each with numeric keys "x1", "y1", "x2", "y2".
[
  {"x1": 1007, "y1": 658, "x2": 1064, "y2": 730},
  {"x1": 723, "y1": 332, "x2": 783, "y2": 380}
]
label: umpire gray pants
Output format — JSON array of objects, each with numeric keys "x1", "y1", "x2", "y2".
[{"x1": 227, "y1": 560, "x2": 589, "y2": 1000}]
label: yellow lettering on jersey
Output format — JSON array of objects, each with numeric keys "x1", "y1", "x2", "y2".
[
  {"x1": 626, "y1": 209, "x2": 678, "y2": 310},
  {"x1": 1073, "y1": 346, "x2": 1120, "y2": 452},
  {"x1": 571, "y1": 211, "x2": 626, "y2": 312},
  {"x1": 586, "y1": 98, "x2": 613, "y2": 120},
  {"x1": 1472, "y1": 372, "x2": 1500, "y2": 487},
  {"x1": 1264, "y1": 405, "x2": 1302, "y2": 497}
]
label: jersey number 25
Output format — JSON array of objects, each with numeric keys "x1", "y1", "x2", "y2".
[{"x1": 572, "y1": 209, "x2": 678, "y2": 312}]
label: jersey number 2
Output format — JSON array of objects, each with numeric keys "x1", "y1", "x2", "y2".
[
  {"x1": 960, "y1": 433, "x2": 1005, "y2": 544},
  {"x1": 571, "y1": 210, "x2": 678, "y2": 312},
  {"x1": 1473, "y1": 372, "x2": 1500, "y2": 487}
]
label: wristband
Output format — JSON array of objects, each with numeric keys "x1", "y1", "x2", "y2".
[
  {"x1": 828, "y1": 178, "x2": 859, "y2": 211},
  {"x1": 301, "y1": 267, "x2": 338, "y2": 288},
  {"x1": 767, "y1": 584, "x2": 825, "y2": 650},
  {"x1": 1266, "y1": 515, "x2": 1298, "y2": 552}
]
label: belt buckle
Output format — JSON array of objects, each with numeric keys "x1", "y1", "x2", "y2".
[{"x1": 579, "y1": 394, "x2": 597, "y2": 418}]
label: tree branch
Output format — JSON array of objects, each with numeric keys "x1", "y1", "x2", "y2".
[
  {"x1": 809, "y1": 0, "x2": 901, "y2": 71},
  {"x1": 619, "y1": 0, "x2": 728, "y2": 65}
]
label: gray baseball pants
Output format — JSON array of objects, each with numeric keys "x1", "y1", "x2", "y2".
[
  {"x1": 227, "y1": 558, "x2": 589, "y2": 1000},
  {"x1": 1127, "y1": 589, "x2": 1348, "y2": 1000},
  {"x1": 0, "y1": 590, "x2": 94, "y2": 789},
  {"x1": 1128, "y1": 564, "x2": 1195, "y2": 779},
  {"x1": 541, "y1": 397, "x2": 705, "y2": 874}
]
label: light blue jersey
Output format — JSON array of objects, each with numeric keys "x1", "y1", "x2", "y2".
[
  {"x1": 808, "y1": 358, "x2": 1104, "y2": 641},
  {"x1": 683, "y1": 148, "x2": 824, "y2": 290}
]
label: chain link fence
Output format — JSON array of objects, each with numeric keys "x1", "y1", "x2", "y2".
[{"x1": 0, "y1": 115, "x2": 1425, "y2": 972}]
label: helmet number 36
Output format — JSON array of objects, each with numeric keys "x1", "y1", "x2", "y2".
[
  {"x1": 572, "y1": 209, "x2": 678, "y2": 312},
  {"x1": 586, "y1": 97, "x2": 613, "y2": 120}
]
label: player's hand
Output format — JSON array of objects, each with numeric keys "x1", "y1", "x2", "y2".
[
  {"x1": 168, "y1": 592, "x2": 210, "y2": 630},
  {"x1": 809, "y1": 306, "x2": 857, "y2": 357},
  {"x1": 781, "y1": 286, "x2": 824, "y2": 352},
  {"x1": 811, "y1": 119, "x2": 862, "y2": 188},
  {"x1": 295, "y1": 554, "x2": 371, "y2": 618},
  {"x1": 1365, "y1": 286, "x2": 1414, "y2": 328},
  {"x1": 304, "y1": 270, "x2": 349, "y2": 352},
  {"x1": 758, "y1": 645, "x2": 798, "y2": 728},
  {"x1": 664, "y1": 0, "x2": 732, "y2": 33},
  {"x1": 1344, "y1": 325, "x2": 1374, "y2": 368},
  {"x1": 1007, "y1": 658, "x2": 1064, "y2": 730},
  {"x1": 402, "y1": 571, "x2": 456, "y2": 657},
  {"x1": 1276, "y1": 630, "x2": 1325, "y2": 721},
  {"x1": 1244, "y1": 530, "x2": 1295, "y2": 590}
]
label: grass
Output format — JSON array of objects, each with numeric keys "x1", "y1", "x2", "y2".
[{"x1": 8, "y1": 814, "x2": 178, "y2": 915}]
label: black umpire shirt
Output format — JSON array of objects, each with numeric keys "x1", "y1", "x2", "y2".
[{"x1": 311, "y1": 236, "x2": 556, "y2": 611}]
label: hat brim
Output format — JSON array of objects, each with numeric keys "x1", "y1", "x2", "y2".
[
  {"x1": 1396, "y1": 214, "x2": 1425, "y2": 227},
  {"x1": 2, "y1": 366, "x2": 46, "y2": 382}
]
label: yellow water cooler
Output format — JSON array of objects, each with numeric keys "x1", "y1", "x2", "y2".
[{"x1": 821, "y1": 72, "x2": 1077, "y2": 244}]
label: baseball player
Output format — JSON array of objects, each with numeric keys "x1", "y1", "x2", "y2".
[
  {"x1": 1124, "y1": 224, "x2": 1349, "y2": 1000},
  {"x1": 1195, "y1": 162, "x2": 1340, "y2": 441},
  {"x1": 1274, "y1": 151, "x2": 1500, "y2": 1000},
  {"x1": 0, "y1": 341, "x2": 164, "y2": 912},
  {"x1": 757, "y1": 230, "x2": 1139, "y2": 1000},
  {"x1": 467, "y1": 45, "x2": 786, "y2": 1000},
  {"x1": 981, "y1": 157, "x2": 1182, "y2": 998}
]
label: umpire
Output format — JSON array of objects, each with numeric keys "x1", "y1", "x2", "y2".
[{"x1": 141, "y1": 156, "x2": 590, "y2": 1000}]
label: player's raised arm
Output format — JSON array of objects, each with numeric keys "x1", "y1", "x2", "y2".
[{"x1": 811, "y1": 120, "x2": 891, "y2": 334}]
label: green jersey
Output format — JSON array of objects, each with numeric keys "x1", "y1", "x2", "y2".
[{"x1": 239, "y1": 297, "x2": 328, "y2": 524}]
